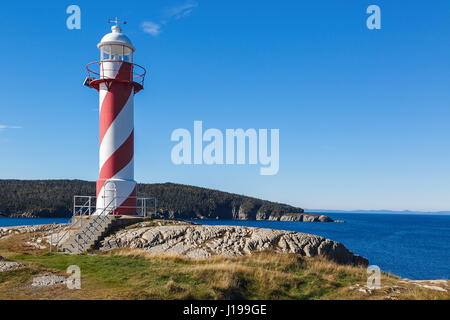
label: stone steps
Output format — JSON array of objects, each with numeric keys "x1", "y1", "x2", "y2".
[
  {"x1": 58, "y1": 216, "x2": 145, "y2": 254},
  {"x1": 60, "y1": 216, "x2": 116, "y2": 254}
]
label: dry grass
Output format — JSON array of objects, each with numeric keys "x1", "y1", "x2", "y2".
[
  {"x1": 0, "y1": 231, "x2": 49, "y2": 258},
  {"x1": 104, "y1": 249, "x2": 450, "y2": 300}
]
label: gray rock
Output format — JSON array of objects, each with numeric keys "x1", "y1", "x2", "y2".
[
  {"x1": 99, "y1": 224, "x2": 368, "y2": 266},
  {"x1": 318, "y1": 215, "x2": 333, "y2": 222},
  {"x1": 280, "y1": 215, "x2": 303, "y2": 221},
  {"x1": 0, "y1": 261, "x2": 25, "y2": 272},
  {"x1": 0, "y1": 223, "x2": 67, "y2": 241},
  {"x1": 31, "y1": 274, "x2": 67, "y2": 287},
  {"x1": 186, "y1": 248, "x2": 211, "y2": 259},
  {"x1": 276, "y1": 214, "x2": 334, "y2": 222}
]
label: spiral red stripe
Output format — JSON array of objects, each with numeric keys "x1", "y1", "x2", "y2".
[
  {"x1": 96, "y1": 61, "x2": 137, "y2": 214},
  {"x1": 99, "y1": 64, "x2": 133, "y2": 145},
  {"x1": 114, "y1": 186, "x2": 137, "y2": 215},
  {"x1": 97, "y1": 130, "x2": 134, "y2": 192}
]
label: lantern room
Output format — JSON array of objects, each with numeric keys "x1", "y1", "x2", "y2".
[
  {"x1": 85, "y1": 19, "x2": 146, "y2": 93},
  {"x1": 97, "y1": 24, "x2": 135, "y2": 62}
]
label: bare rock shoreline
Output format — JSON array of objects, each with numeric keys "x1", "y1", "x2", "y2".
[
  {"x1": 1, "y1": 221, "x2": 364, "y2": 265},
  {"x1": 99, "y1": 222, "x2": 367, "y2": 266}
]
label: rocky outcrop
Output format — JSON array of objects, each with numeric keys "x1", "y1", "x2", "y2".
[
  {"x1": 31, "y1": 274, "x2": 67, "y2": 287},
  {"x1": 157, "y1": 210, "x2": 334, "y2": 222},
  {"x1": 155, "y1": 207, "x2": 333, "y2": 222},
  {"x1": 0, "y1": 223, "x2": 67, "y2": 251},
  {"x1": 349, "y1": 280, "x2": 449, "y2": 296},
  {"x1": 399, "y1": 280, "x2": 449, "y2": 293},
  {"x1": 0, "y1": 223, "x2": 65, "y2": 240},
  {"x1": 278, "y1": 214, "x2": 333, "y2": 222},
  {"x1": 99, "y1": 223, "x2": 367, "y2": 266},
  {"x1": 0, "y1": 257, "x2": 24, "y2": 272}
]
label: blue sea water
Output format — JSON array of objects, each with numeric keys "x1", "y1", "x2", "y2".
[
  {"x1": 189, "y1": 213, "x2": 450, "y2": 280},
  {"x1": 1, "y1": 214, "x2": 449, "y2": 280},
  {"x1": 0, "y1": 218, "x2": 70, "y2": 227}
]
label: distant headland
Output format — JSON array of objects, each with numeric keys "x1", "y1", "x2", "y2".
[
  {"x1": 0, "y1": 180, "x2": 332, "y2": 222},
  {"x1": 306, "y1": 209, "x2": 450, "y2": 215}
]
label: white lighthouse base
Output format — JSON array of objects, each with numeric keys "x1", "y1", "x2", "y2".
[{"x1": 95, "y1": 178, "x2": 137, "y2": 215}]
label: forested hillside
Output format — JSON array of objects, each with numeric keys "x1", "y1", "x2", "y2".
[{"x1": 0, "y1": 180, "x2": 305, "y2": 220}]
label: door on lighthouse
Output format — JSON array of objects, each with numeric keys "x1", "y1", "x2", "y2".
[{"x1": 103, "y1": 181, "x2": 117, "y2": 215}]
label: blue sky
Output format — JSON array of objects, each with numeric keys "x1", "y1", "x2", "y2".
[{"x1": 0, "y1": 0, "x2": 449, "y2": 211}]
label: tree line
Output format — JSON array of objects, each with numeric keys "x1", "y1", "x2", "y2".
[{"x1": 0, "y1": 180, "x2": 304, "y2": 219}]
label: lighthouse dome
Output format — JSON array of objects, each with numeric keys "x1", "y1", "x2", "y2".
[{"x1": 98, "y1": 25, "x2": 135, "y2": 53}]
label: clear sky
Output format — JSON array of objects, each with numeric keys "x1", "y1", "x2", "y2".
[{"x1": 0, "y1": 0, "x2": 449, "y2": 211}]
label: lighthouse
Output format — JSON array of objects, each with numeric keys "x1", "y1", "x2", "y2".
[{"x1": 86, "y1": 18, "x2": 146, "y2": 215}]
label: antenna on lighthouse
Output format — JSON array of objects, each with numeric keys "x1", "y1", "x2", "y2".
[{"x1": 108, "y1": 17, "x2": 127, "y2": 26}]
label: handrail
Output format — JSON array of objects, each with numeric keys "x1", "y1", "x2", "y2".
[
  {"x1": 86, "y1": 60, "x2": 146, "y2": 88},
  {"x1": 75, "y1": 196, "x2": 118, "y2": 252},
  {"x1": 50, "y1": 196, "x2": 97, "y2": 252},
  {"x1": 73, "y1": 196, "x2": 95, "y2": 216},
  {"x1": 50, "y1": 198, "x2": 90, "y2": 252},
  {"x1": 50, "y1": 194, "x2": 158, "y2": 253}
]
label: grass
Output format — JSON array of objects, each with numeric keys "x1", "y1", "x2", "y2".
[
  {"x1": 2, "y1": 250, "x2": 346, "y2": 299},
  {"x1": 0, "y1": 230, "x2": 448, "y2": 300}
]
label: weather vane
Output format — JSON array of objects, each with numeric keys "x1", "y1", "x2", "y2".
[{"x1": 108, "y1": 16, "x2": 127, "y2": 26}]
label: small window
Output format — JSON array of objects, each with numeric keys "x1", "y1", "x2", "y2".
[
  {"x1": 101, "y1": 45, "x2": 113, "y2": 60},
  {"x1": 101, "y1": 45, "x2": 133, "y2": 61}
]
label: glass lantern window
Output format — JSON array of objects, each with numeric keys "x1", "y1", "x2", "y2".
[
  {"x1": 101, "y1": 44, "x2": 133, "y2": 61},
  {"x1": 101, "y1": 46, "x2": 111, "y2": 60}
]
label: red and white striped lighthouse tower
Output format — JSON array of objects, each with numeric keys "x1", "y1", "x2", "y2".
[{"x1": 86, "y1": 18, "x2": 146, "y2": 215}]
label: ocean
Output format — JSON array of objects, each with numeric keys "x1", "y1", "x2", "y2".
[
  {"x1": 189, "y1": 213, "x2": 450, "y2": 280},
  {"x1": 0, "y1": 218, "x2": 70, "y2": 227},
  {"x1": 1, "y1": 213, "x2": 449, "y2": 280}
]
